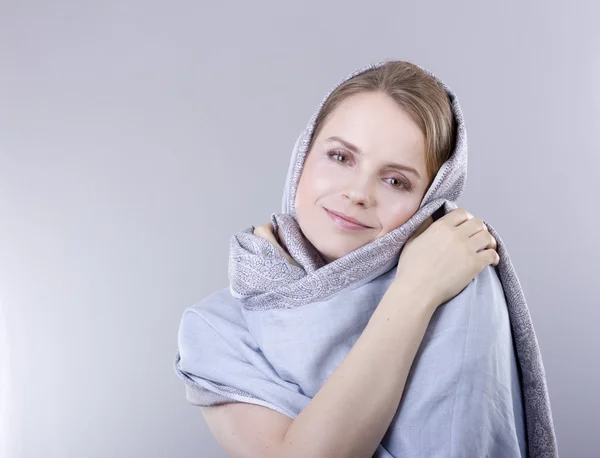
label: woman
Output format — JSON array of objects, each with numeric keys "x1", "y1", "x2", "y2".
[{"x1": 174, "y1": 60, "x2": 557, "y2": 457}]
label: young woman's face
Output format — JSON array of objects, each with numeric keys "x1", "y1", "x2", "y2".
[{"x1": 295, "y1": 91, "x2": 431, "y2": 263}]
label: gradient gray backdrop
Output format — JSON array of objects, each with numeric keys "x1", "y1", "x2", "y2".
[{"x1": 1, "y1": 1, "x2": 598, "y2": 457}]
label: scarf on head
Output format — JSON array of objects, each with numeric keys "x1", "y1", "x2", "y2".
[{"x1": 174, "y1": 60, "x2": 558, "y2": 457}]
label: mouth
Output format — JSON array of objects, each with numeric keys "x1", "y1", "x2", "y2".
[{"x1": 324, "y1": 208, "x2": 373, "y2": 231}]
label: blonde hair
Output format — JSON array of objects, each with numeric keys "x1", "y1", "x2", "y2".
[{"x1": 308, "y1": 61, "x2": 456, "y2": 188}]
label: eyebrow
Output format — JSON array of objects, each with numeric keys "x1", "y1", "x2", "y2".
[{"x1": 325, "y1": 136, "x2": 421, "y2": 179}]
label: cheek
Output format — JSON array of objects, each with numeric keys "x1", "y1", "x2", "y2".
[
  {"x1": 294, "y1": 172, "x2": 317, "y2": 214},
  {"x1": 379, "y1": 198, "x2": 421, "y2": 232},
  {"x1": 296, "y1": 162, "x2": 335, "y2": 204}
]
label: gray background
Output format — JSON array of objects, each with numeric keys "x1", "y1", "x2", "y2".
[{"x1": 1, "y1": 1, "x2": 598, "y2": 457}]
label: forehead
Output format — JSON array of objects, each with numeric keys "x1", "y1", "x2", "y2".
[{"x1": 318, "y1": 91, "x2": 426, "y2": 162}]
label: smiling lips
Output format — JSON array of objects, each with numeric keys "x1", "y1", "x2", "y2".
[{"x1": 324, "y1": 208, "x2": 372, "y2": 231}]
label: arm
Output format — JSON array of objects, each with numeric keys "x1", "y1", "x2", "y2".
[
  {"x1": 201, "y1": 281, "x2": 437, "y2": 458},
  {"x1": 279, "y1": 281, "x2": 436, "y2": 458}
]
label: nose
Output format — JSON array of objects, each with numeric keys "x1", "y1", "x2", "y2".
[{"x1": 343, "y1": 178, "x2": 374, "y2": 207}]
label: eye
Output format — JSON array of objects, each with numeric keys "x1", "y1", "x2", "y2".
[
  {"x1": 327, "y1": 149, "x2": 350, "y2": 164},
  {"x1": 327, "y1": 149, "x2": 412, "y2": 191},
  {"x1": 385, "y1": 177, "x2": 412, "y2": 192}
]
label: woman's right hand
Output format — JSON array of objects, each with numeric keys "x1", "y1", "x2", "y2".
[{"x1": 394, "y1": 208, "x2": 500, "y2": 308}]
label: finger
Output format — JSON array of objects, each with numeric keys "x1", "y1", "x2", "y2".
[{"x1": 253, "y1": 223, "x2": 273, "y2": 237}]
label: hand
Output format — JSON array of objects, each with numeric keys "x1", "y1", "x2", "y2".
[
  {"x1": 394, "y1": 208, "x2": 500, "y2": 308},
  {"x1": 253, "y1": 223, "x2": 299, "y2": 267}
]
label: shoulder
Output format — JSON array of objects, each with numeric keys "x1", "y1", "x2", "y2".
[
  {"x1": 179, "y1": 286, "x2": 244, "y2": 330},
  {"x1": 420, "y1": 265, "x2": 516, "y2": 380},
  {"x1": 431, "y1": 265, "x2": 510, "y2": 339},
  {"x1": 177, "y1": 287, "x2": 246, "y2": 363}
]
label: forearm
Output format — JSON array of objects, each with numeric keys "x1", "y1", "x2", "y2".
[{"x1": 279, "y1": 281, "x2": 437, "y2": 458}]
